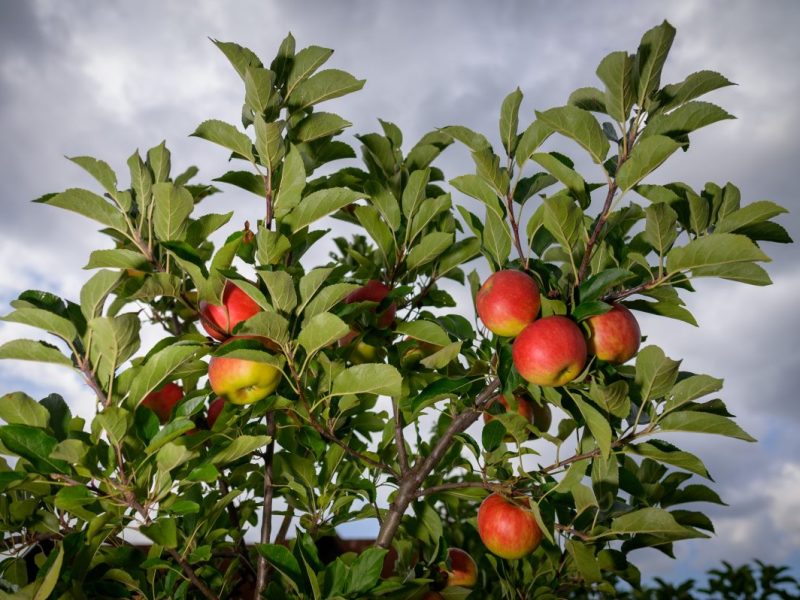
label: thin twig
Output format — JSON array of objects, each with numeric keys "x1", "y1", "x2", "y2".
[
  {"x1": 393, "y1": 397, "x2": 409, "y2": 474},
  {"x1": 414, "y1": 481, "x2": 494, "y2": 498}
]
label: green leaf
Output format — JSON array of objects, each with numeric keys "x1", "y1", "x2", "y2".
[
  {"x1": 715, "y1": 200, "x2": 788, "y2": 234},
  {"x1": 572, "y1": 394, "x2": 612, "y2": 459},
  {"x1": 153, "y1": 182, "x2": 193, "y2": 242},
  {"x1": 573, "y1": 300, "x2": 612, "y2": 322},
  {"x1": 0, "y1": 392, "x2": 50, "y2": 428},
  {"x1": 84, "y1": 249, "x2": 150, "y2": 271},
  {"x1": 531, "y1": 153, "x2": 588, "y2": 205},
  {"x1": 95, "y1": 406, "x2": 130, "y2": 446},
  {"x1": 367, "y1": 182, "x2": 401, "y2": 232},
  {"x1": 402, "y1": 168, "x2": 431, "y2": 218},
  {"x1": 260, "y1": 270, "x2": 297, "y2": 314},
  {"x1": 286, "y1": 45, "x2": 334, "y2": 97},
  {"x1": 610, "y1": 507, "x2": 691, "y2": 536},
  {"x1": 80, "y1": 270, "x2": 120, "y2": 321},
  {"x1": 256, "y1": 228, "x2": 292, "y2": 265},
  {"x1": 568, "y1": 87, "x2": 608, "y2": 114},
  {"x1": 515, "y1": 120, "x2": 553, "y2": 166},
  {"x1": 440, "y1": 125, "x2": 491, "y2": 152},
  {"x1": 128, "y1": 150, "x2": 153, "y2": 214},
  {"x1": 665, "y1": 375, "x2": 724, "y2": 413},
  {"x1": 274, "y1": 144, "x2": 306, "y2": 218},
  {"x1": 212, "y1": 39, "x2": 263, "y2": 81},
  {"x1": 303, "y1": 283, "x2": 360, "y2": 320},
  {"x1": 596, "y1": 51, "x2": 634, "y2": 123},
  {"x1": 68, "y1": 156, "x2": 118, "y2": 199},
  {"x1": 147, "y1": 141, "x2": 171, "y2": 183},
  {"x1": 656, "y1": 70, "x2": 735, "y2": 112},
  {"x1": 287, "y1": 187, "x2": 364, "y2": 230},
  {"x1": 472, "y1": 148, "x2": 510, "y2": 195},
  {"x1": 407, "y1": 232, "x2": 453, "y2": 271},
  {"x1": 693, "y1": 262, "x2": 772, "y2": 286},
  {"x1": 543, "y1": 195, "x2": 585, "y2": 256},
  {"x1": 33, "y1": 545, "x2": 64, "y2": 600},
  {"x1": 1, "y1": 308, "x2": 77, "y2": 342},
  {"x1": 616, "y1": 136, "x2": 681, "y2": 191},
  {"x1": 236, "y1": 311, "x2": 290, "y2": 346},
  {"x1": 191, "y1": 119, "x2": 254, "y2": 161},
  {"x1": 482, "y1": 209, "x2": 512, "y2": 268},
  {"x1": 567, "y1": 540, "x2": 602, "y2": 583},
  {"x1": 628, "y1": 441, "x2": 710, "y2": 478},
  {"x1": 579, "y1": 268, "x2": 635, "y2": 302},
  {"x1": 344, "y1": 547, "x2": 387, "y2": 595},
  {"x1": 499, "y1": 87, "x2": 523, "y2": 156},
  {"x1": 332, "y1": 364, "x2": 402, "y2": 397},
  {"x1": 536, "y1": 105, "x2": 609, "y2": 164},
  {"x1": 482, "y1": 419, "x2": 505, "y2": 452},
  {"x1": 244, "y1": 67, "x2": 275, "y2": 114},
  {"x1": 0, "y1": 339, "x2": 72, "y2": 367},
  {"x1": 635, "y1": 345, "x2": 681, "y2": 401},
  {"x1": 127, "y1": 343, "x2": 206, "y2": 407},
  {"x1": 87, "y1": 314, "x2": 140, "y2": 385},
  {"x1": 634, "y1": 20, "x2": 677, "y2": 106},
  {"x1": 211, "y1": 435, "x2": 270, "y2": 465},
  {"x1": 0, "y1": 424, "x2": 69, "y2": 473},
  {"x1": 254, "y1": 115, "x2": 285, "y2": 172},
  {"x1": 293, "y1": 111, "x2": 352, "y2": 142},
  {"x1": 140, "y1": 519, "x2": 177, "y2": 548},
  {"x1": 643, "y1": 101, "x2": 734, "y2": 142},
  {"x1": 395, "y1": 321, "x2": 450, "y2": 347},
  {"x1": 590, "y1": 380, "x2": 630, "y2": 419},
  {"x1": 35, "y1": 188, "x2": 127, "y2": 233},
  {"x1": 658, "y1": 411, "x2": 756, "y2": 442},
  {"x1": 666, "y1": 233, "x2": 770, "y2": 277},
  {"x1": 156, "y1": 442, "x2": 195, "y2": 473},
  {"x1": 450, "y1": 173, "x2": 502, "y2": 216},
  {"x1": 437, "y1": 237, "x2": 481, "y2": 277},
  {"x1": 355, "y1": 205, "x2": 395, "y2": 267},
  {"x1": 643, "y1": 203, "x2": 678, "y2": 256},
  {"x1": 419, "y1": 341, "x2": 462, "y2": 369},
  {"x1": 298, "y1": 312, "x2": 349, "y2": 356},
  {"x1": 255, "y1": 544, "x2": 303, "y2": 588},
  {"x1": 288, "y1": 69, "x2": 365, "y2": 111}
]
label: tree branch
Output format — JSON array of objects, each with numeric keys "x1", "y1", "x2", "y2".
[
  {"x1": 393, "y1": 397, "x2": 409, "y2": 474},
  {"x1": 254, "y1": 411, "x2": 277, "y2": 597}
]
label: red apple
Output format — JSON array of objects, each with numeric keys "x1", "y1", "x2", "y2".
[
  {"x1": 421, "y1": 593, "x2": 444, "y2": 600},
  {"x1": 208, "y1": 338, "x2": 282, "y2": 405},
  {"x1": 445, "y1": 548, "x2": 478, "y2": 588},
  {"x1": 141, "y1": 382, "x2": 183, "y2": 424},
  {"x1": 476, "y1": 270, "x2": 540, "y2": 337},
  {"x1": 585, "y1": 304, "x2": 641, "y2": 364},
  {"x1": 483, "y1": 394, "x2": 552, "y2": 438},
  {"x1": 477, "y1": 493, "x2": 542, "y2": 559},
  {"x1": 207, "y1": 397, "x2": 225, "y2": 428},
  {"x1": 199, "y1": 281, "x2": 261, "y2": 341},
  {"x1": 344, "y1": 280, "x2": 397, "y2": 329},
  {"x1": 512, "y1": 316, "x2": 587, "y2": 387}
]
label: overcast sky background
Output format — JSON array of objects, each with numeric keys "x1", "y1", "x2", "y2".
[{"x1": 1, "y1": 0, "x2": 798, "y2": 586}]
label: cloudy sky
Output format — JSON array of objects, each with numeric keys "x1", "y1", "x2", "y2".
[{"x1": 1, "y1": 0, "x2": 798, "y2": 586}]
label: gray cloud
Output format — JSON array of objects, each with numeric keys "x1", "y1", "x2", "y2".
[{"x1": 1, "y1": 0, "x2": 798, "y2": 583}]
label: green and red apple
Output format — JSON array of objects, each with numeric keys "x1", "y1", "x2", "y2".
[
  {"x1": 344, "y1": 279, "x2": 397, "y2": 329},
  {"x1": 585, "y1": 303, "x2": 641, "y2": 364},
  {"x1": 208, "y1": 338, "x2": 282, "y2": 405},
  {"x1": 199, "y1": 281, "x2": 261, "y2": 341},
  {"x1": 512, "y1": 316, "x2": 587, "y2": 386},
  {"x1": 444, "y1": 548, "x2": 478, "y2": 587},
  {"x1": 477, "y1": 493, "x2": 542, "y2": 559},
  {"x1": 141, "y1": 382, "x2": 183, "y2": 424},
  {"x1": 476, "y1": 269, "x2": 541, "y2": 337},
  {"x1": 484, "y1": 393, "x2": 552, "y2": 439}
]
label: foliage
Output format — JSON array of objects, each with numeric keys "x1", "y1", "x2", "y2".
[{"x1": 0, "y1": 21, "x2": 791, "y2": 599}]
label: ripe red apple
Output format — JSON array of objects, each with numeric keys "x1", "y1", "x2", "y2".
[
  {"x1": 344, "y1": 280, "x2": 397, "y2": 329},
  {"x1": 483, "y1": 394, "x2": 552, "y2": 438},
  {"x1": 585, "y1": 304, "x2": 641, "y2": 364},
  {"x1": 512, "y1": 316, "x2": 587, "y2": 386},
  {"x1": 199, "y1": 281, "x2": 261, "y2": 341},
  {"x1": 207, "y1": 397, "x2": 225, "y2": 428},
  {"x1": 141, "y1": 382, "x2": 183, "y2": 424},
  {"x1": 477, "y1": 493, "x2": 542, "y2": 559},
  {"x1": 444, "y1": 548, "x2": 478, "y2": 588},
  {"x1": 476, "y1": 270, "x2": 540, "y2": 337},
  {"x1": 208, "y1": 338, "x2": 282, "y2": 405}
]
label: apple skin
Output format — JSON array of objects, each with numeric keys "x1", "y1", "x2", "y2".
[
  {"x1": 338, "y1": 328, "x2": 382, "y2": 364},
  {"x1": 476, "y1": 270, "x2": 541, "y2": 337},
  {"x1": 477, "y1": 493, "x2": 542, "y2": 559},
  {"x1": 208, "y1": 338, "x2": 282, "y2": 405},
  {"x1": 585, "y1": 304, "x2": 641, "y2": 364},
  {"x1": 512, "y1": 316, "x2": 587, "y2": 387},
  {"x1": 421, "y1": 593, "x2": 444, "y2": 600},
  {"x1": 445, "y1": 548, "x2": 478, "y2": 588},
  {"x1": 141, "y1": 382, "x2": 183, "y2": 424},
  {"x1": 344, "y1": 280, "x2": 397, "y2": 329},
  {"x1": 207, "y1": 397, "x2": 225, "y2": 429},
  {"x1": 483, "y1": 394, "x2": 552, "y2": 439},
  {"x1": 199, "y1": 281, "x2": 261, "y2": 341}
]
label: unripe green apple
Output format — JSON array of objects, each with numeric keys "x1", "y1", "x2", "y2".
[
  {"x1": 207, "y1": 397, "x2": 225, "y2": 428},
  {"x1": 483, "y1": 393, "x2": 552, "y2": 439},
  {"x1": 477, "y1": 493, "x2": 542, "y2": 559},
  {"x1": 399, "y1": 337, "x2": 441, "y2": 368},
  {"x1": 585, "y1": 304, "x2": 641, "y2": 364},
  {"x1": 338, "y1": 328, "x2": 383, "y2": 364},
  {"x1": 208, "y1": 338, "x2": 281, "y2": 405},
  {"x1": 512, "y1": 316, "x2": 587, "y2": 386},
  {"x1": 141, "y1": 382, "x2": 183, "y2": 424},
  {"x1": 476, "y1": 270, "x2": 540, "y2": 337},
  {"x1": 444, "y1": 548, "x2": 478, "y2": 587},
  {"x1": 344, "y1": 279, "x2": 397, "y2": 329},
  {"x1": 199, "y1": 281, "x2": 261, "y2": 341}
]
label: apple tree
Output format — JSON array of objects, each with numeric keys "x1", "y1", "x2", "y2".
[{"x1": 0, "y1": 21, "x2": 791, "y2": 600}]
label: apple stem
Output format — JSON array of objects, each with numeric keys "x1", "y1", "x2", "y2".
[{"x1": 254, "y1": 411, "x2": 277, "y2": 597}]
